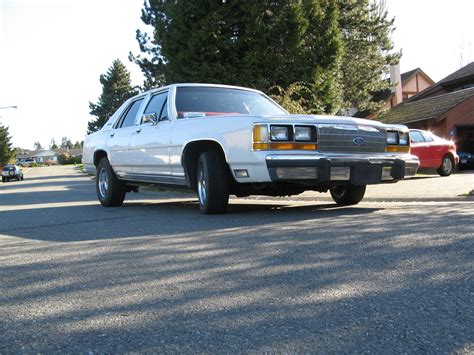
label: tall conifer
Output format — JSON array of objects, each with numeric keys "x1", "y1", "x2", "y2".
[{"x1": 88, "y1": 59, "x2": 138, "y2": 133}]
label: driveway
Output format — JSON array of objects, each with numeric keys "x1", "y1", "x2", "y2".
[{"x1": 0, "y1": 166, "x2": 473, "y2": 353}]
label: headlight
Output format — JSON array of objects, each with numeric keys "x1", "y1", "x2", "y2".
[
  {"x1": 399, "y1": 132, "x2": 409, "y2": 145},
  {"x1": 253, "y1": 124, "x2": 317, "y2": 150},
  {"x1": 386, "y1": 131, "x2": 398, "y2": 145},
  {"x1": 270, "y1": 126, "x2": 290, "y2": 141},
  {"x1": 295, "y1": 126, "x2": 312, "y2": 141}
]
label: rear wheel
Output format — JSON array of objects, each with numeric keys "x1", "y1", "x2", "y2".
[
  {"x1": 96, "y1": 158, "x2": 126, "y2": 207},
  {"x1": 196, "y1": 151, "x2": 229, "y2": 214},
  {"x1": 437, "y1": 155, "x2": 454, "y2": 176},
  {"x1": 330, "y1": 184, "x2": 366, "y2": 206}
]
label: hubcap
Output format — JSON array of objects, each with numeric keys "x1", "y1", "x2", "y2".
[
  {"x1": 98, "y1": 168, "x2": 109, "y2": 198},
  {"x1": 197, "y1": 164, "x2": 207, "y2": 205},
  {"x1": 443, "y1": 158, "x2": 452, "y2": 173},
  {"x1": 332, "y1": 186, "x2": 346, "y2": 199}
]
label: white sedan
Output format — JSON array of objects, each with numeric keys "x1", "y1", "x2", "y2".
[{"x1": 83, "y1": 84, "x2": 419, "y2": 214}]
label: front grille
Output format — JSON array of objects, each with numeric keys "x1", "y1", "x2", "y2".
[{"x1": 318, "y1": 125, "x2": 386, "y2": 153}]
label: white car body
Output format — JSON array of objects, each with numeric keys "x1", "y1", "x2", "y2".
[{"x1": 83, "y1": 84, "x2": 419, "y2": 212}]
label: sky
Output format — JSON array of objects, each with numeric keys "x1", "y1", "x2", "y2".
[{"x1": 0, "y1": 0, "x2": 473, "y2": 150}]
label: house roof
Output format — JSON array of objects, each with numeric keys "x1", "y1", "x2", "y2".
[
  {"x1": 438, "y1": 61, "x2": 474, "y2": 85},
  {"x1": 407, "y1": 62, "x2": 474, "y2": 102},
  {"x1": 400, "y1": 67, "x2": 435, "y2": 85},
  {"x1": 376, "y1": 87, "x2": 474, "y2": 125},
  {"x1": 32, "y1": 150, "x2": 58, "y2": 157},
  {"x1": 353, "y1": 68, "x2": 435, "y2": 118},
  {"x1": 400, "y1": 68, "x2": 418, "y2": 83}
]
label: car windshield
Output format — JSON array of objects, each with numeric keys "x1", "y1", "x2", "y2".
[{"x1": 175, "y1": 87, "x2": 287, "y2": 118}]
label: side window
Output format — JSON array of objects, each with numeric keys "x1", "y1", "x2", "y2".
[
  {"x1": 421, "y1": 131, "x2": 434, "y2": 142},
  {"x1": 118, "y1": 99, "x2": 144, "y2": 128},
  {"x1": 410, "y1": 131, "x2": 425, "y2": 143},
  {"x1": 143, "y1": 92, "x2": 168, "y2": 122}
]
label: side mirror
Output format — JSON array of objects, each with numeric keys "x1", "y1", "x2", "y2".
[{"x1": 142, "y1": 112, "x2": 158, "y2": 126}]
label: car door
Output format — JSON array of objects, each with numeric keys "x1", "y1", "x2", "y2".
[
  {"x1": 409, "y1": 130, "x2": 430, "y2": 168},
  {"x1": 107, "y1": 98, "x2": 145, "y2": 177},
  {"x1": 128, "y1": 91, "x2": 174, "y2": 183},
  {"x1": 421, "y1": 131, "x2": 444, "y2": 168}
]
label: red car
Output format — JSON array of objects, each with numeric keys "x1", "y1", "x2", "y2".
[{"x1": 409, "y1": 129, "x2": 459, "y2": 176}]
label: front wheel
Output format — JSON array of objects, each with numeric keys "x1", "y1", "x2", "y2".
[
  {"x1": 96, "y1": 158, "x2": 127, "y2": 207},
  {"x1": 330, "y1": 184, "x2": 366, "y2": 206},
  {"x1": 437, "y1": 155, "x2": 454, "y2": 176},
  {"x1": 197, "y1": 151, "x2": 229, "y2": 214},
  {"x1": 2, "y1": 177, "x2": 5, "y2": 183}
]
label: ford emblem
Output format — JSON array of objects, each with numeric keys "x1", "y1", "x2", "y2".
[{"x1": 353, "y1": 137, "x2": 365, "y2": 145}]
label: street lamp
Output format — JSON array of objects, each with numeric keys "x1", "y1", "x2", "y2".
[{"x1": 0, "y1": 106, "x2": 17, "y2": 110}]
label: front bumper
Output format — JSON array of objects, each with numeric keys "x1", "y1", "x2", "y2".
[{"x1": 265, "y1": 154, "x2": 419, "y2": 185}]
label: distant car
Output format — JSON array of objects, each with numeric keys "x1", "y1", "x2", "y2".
[
  {"x1": 409, "y1": 129, "x2": 459, "y2": 176},
  {"x1": 2, "y1": 165, "x2": 24, "y2": 182},
  {"x1": 457, "y1": 151, "x2": 474, "y2": 169},
  {"x1": 18, "y1": 158, "x2": 36, "y2": 166}
]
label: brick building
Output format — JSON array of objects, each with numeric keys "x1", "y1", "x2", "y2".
[{"x1": 377, "y1": 62, "x2": 474, "y2": 153}]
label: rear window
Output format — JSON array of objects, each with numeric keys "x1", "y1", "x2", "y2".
[{"x1": 175, "y1": 87, "x2": 287, "y2": 118}]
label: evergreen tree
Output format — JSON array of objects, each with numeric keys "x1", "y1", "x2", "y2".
[
  {"x1": 34, "y1": 141, "x2": 43, "y2": 151},
  {"x1": 50, "y1": 138, "x2": 58, "y2": 150},
  {"x1": 132, "y1": 0, "x2": 343, "y2": 113},
  {"x1": 73, "y1": 141, "x2": 82, "y2": 149},
  {"x1": 337, "y1": 0, "x2": 400, "y2": 113},
  {"x1": 0, "y1": 123, "x2": 13, "y2": 166},
  {"x1": 88, "y1": 59, "x2": 138, "y2": 133},
  {"x1": 60, "y1": 136, "x2": 73, "y2": 149}
]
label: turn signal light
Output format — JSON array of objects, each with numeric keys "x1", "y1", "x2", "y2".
[
  {"x1": 386, "y1": 146, "x2": 410, "y2": 153},
  {"x1": 253, "y1": 142, "x2": 317, "y2": 150}
]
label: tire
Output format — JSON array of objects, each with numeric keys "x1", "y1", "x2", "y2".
[
  {"x1": 330, "y1": 184, "x2": 366, "y2": 206},
  {"x1": 2, "y1": 177, "x2": 5, "y2": 183},
  {"x1": 196, "y1": 151, "x2": 229, "y2": 214},
  {"x1": 437, "y1": 155, "x2": 454, "y2": 176},
  {"x1": 96, "y1": 157, "x2": 127, "y2": 207}
]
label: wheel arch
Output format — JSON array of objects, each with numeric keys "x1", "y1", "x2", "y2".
[
  {"x1": 93, "y1": 150, "x2": 108, "y2": 167},
  {"x1": 181, "y1": 139, "x2": 232, "y2": 190}
]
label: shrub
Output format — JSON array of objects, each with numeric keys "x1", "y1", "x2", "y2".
[{"x1": 58, "y1": 153, "x2": 70, "y2": 164}]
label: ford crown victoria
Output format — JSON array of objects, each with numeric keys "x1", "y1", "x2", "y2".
[{"x1": 83, "y1": 84, "x2": 420, "y2": 214}]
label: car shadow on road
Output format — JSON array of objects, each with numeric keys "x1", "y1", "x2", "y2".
[
  {"x1": 1, "y1": 199, "x2": 472, "y2": 353},
  {"x1": 0, "y1": 198, "x2": 383, "y2": 242}
]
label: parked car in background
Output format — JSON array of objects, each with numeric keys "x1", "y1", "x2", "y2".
[
  {"x1": 2, "y1": 165, "x2": 24, "y2": 182},
  {"x1": 409, "y1": 129, "x2": 459, "y2": 176},
  {"x1": 17, "y1": 158, "x2": 36, "y2": 166},
  {"x1": 457, "y1": 151, "x2": 474, "y2": 169},
  {"x1": 83, "y1": 83, "x2": 420, "y2": 214}
]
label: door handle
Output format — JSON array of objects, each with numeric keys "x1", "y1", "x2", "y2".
[
  {"x1": 136, "y1": 128, "x2": 142, "y2": 133},
  {"x1": 109, "y1": 133, "x2": 115, "y2": 137}
]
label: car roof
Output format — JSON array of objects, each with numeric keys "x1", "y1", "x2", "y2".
[{"x1": 146, "y1": 83, "x2": 264, "y2": 96}]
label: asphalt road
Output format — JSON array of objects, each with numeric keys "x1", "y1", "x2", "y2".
[{"x1": 1, "y1": 166, "x2": 473, "y2": 353}]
